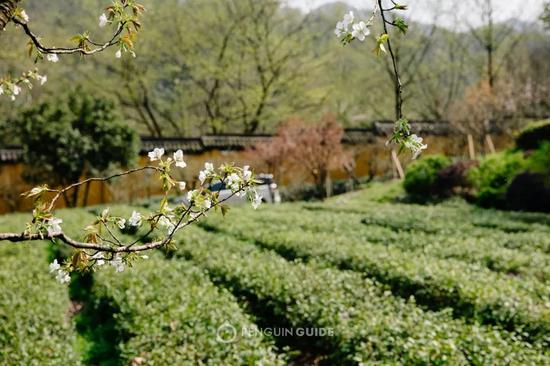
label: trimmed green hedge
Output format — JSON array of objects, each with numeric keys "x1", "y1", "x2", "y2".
[
  {"x1": 516, "y1": 119, "x2": 550, "y2": 150},
  {"x1": 208, "y1": 205, "x2": 550, "y2": 281},
  {"x1": 176, "y1": 226, "x2": 548, "y2": 365},
  {"x1": 468, "y1": 151, "x2": 527, "y2": 209},
  {"x1": 404, "y1": 155, "x2": 452, "y2": 201},
  {"x1": 201, "y1": 206, "x2": 550, "y2": 346},
  {"x1": 0, "y1": 215, "x2": 81, "y2": 366},
  {"x1": 93, "y1": 255, "x2": 286, "y2": 365}
]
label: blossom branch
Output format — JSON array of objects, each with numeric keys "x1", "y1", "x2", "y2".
[
  {"x1": 377, "y1": 0, "x2": 403, "y2": 119},
  {"x1": 1, "y1": 147, "x2": 263, "y2": 283},
  {"x1": 0, "y1": 187, "x2": 248, "y2": 253},
  {"x1": 334, "y1": 1, "x2": 427, "y2": 159},
  {"x1": 12, "y1": 18, "x2": 125, "y2": 56},
  {"x1": 41, "y1": 165, "x2": 161, "y2": 212}
]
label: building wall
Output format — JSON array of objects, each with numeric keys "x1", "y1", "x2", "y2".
[{"x1": 0, "y1": 134, "x2": 511, "y2": 214}]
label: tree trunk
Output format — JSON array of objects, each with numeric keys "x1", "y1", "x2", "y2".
[{"x1": 0, "y1": 0, "x2": 19, "y2": 31}]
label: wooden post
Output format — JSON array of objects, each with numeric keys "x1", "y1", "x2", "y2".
[
  {"x1": 485, "y1": 134, "x2": 496, "y2": 154},
  {"x1": 391, "y1": 150, "x2": 404, "y2": 180},
  {"x1": 467, "y1": 134, "x2": 475, "y2": 160}
]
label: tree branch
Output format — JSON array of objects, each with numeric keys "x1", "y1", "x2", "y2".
[
  {"x1": 12, "y1": 18, "x2": 125, "y2": 56},
  {"x1": 378, "y1": 0, "x2": 403, "y2": 120},
  {"x1": 0, "y1": 186, "x2": 248, "y2": 253}
]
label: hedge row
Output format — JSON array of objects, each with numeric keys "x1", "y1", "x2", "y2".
[
  {"x1": 302, "y1": 202, "x2": 550, "y2": 253},
  {"x1": 176, "y1": 227, "x2": 548, "y2": 365},
  {"x1": 207, "y1": 206, "x2": 550, "y2": 281},
  {"x1": 201, "y1": 211, "x2": 550, "y2": 346},
  {"x1": 92, "y1": 254, "x2": 286, "y2": 365},
  {"x1": 0, "y1": 214, "x2": 81, "y2": 366}
]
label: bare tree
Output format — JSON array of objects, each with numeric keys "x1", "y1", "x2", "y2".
[{"x1": 467, "y1": 0, "x2": 524, "y2": 89}]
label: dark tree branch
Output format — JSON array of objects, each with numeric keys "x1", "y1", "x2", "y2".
[
  {"x1": 12, "y1": 18, "x2": 125, "y2": 56},
  {"x1": 0, "y1": 0, "x2": 19, "y2": 31},
  {"x1": 378, "y1": 0, "x2": 403, "y2": 120}
]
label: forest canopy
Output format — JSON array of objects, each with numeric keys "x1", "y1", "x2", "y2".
[{"x1": 1, "y1": 0, "x2": 548, "y2": 138}]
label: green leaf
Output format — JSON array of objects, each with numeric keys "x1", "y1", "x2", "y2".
[{"x1": 394, "y1": 18, "x2": 409, "y2": 35}]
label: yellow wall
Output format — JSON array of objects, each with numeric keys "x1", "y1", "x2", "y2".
[{"x1": 0, "y1": 134, "x2": 511, "y2": 214}]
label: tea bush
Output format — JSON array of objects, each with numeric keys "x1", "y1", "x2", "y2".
[
  {"x1": 93, "y1": 255, "x2": 285, "y2": 365},
  {"x1": 176, "y1": 226, "x2": 548, "y2": 365}
]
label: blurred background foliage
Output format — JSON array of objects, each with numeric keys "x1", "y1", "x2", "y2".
[{"x1": 0, "y1": 0, "x2": 548, "y2": 140}]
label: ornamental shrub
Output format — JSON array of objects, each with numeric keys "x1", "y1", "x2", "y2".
[
  {"x1": 506, "y1": 142, "x2": 550, "y2": 212},
  {"x1": 469, "y1": 151, "x2": 526, "y2": 209},
  {"x1": 515, "y1": 119, "x2": 550, "y2": 150},
  {"x1": 527, "y1": 141, "x2": 550, "y2": 177},
  {"x1": 14, "y1": 88, "x2": 139, "y2": 207},
  {"x1": 403, "y1": 155, "x2": 451, "y2": 202}
]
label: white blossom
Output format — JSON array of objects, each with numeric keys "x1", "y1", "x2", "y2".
[
  {"x1": 335, "y1": 11, "x2": 354, "y2": 37},
  {"x1": 49, "y1": 259, "x2": 61, "y2": 273},
  {"x1": 158, "y1": 216, "x2": 176, "y2": 233},
  {"x1": 178, "y1": 181, "x2": 187, "y2": 191},
  {"x1": 226, "y1": 173, "x2": 241, "y2": 192},
  {"x1": 187, "y1": 189, "x2": 197, "y2": 202},
  {"x1": 20, "y1": 10, "x2": 29, "y2": 22},
  {"x1": 92, "y1": 253, "x2": 105, "y2": 266},
  {"x1": 199, "y1": 162, "x2": 215, "y2": 184},
  {"x1": 111, "y1": 255, "x2": 125, "y2": 272},
  {"x1": 128, "y1": 211, "x2": 142, "y2": 227},
  {"x1": 36, "y1": 74, "x2": 47, "y2": 85},
  {"x1": 334, "y1": 21, "x2": 347, "y2": 37},
  {"x1": 148, "y1": 147, "x2": 164, "y2": 161},
  {"x1": 252, "y1": 192, "x2": 262, "y2": 210},
  {"x1": 405, "y1": 134, "x2": 428, "y2": 159},
  {"x1": 49, "y1": 259, "x2": 70, "y2": 284},
  {"x1": 243, "y1": 165, "x2": 252, "y2": 182},
  {"x1": 0, "y1": 85, "x2": 3, "y2": 95},
  {"x1": 46, "y1": 54, "x2": 59, "y2": 63},
  {"x1": 116, "y1": 218, "x2": 126, "y2": 230},
  {"x1": 99, "y1": 13, "x2": 108, "y2": 27},
  {"x1": 343, "y1": 11, "x2": 354, "y2": 26},
  {"x1": 115, "y1": 49, "x2": 122, "y2": 59},
  {"x1": 12, "y1": 84, "x2": 21, "y2": 96},
  {"x1": 173, "y1": 149, "x2": 187, "y2": 168},
  {"x1": 46, "y1": 217, "x2": 63, "y2": 235},
  {"x1": 351, "y1": 21, "x2": 370, "y2": 41},
  {"x1": 55, "y1": 270, "x2": 71, "y2": 284},
  {"x1": 28, "y1": 186, "x2": 44, "y2": 196}
]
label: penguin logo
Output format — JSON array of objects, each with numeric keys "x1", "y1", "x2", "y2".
[{"x1": 216, "y1": 321, "x2": 238, "y2": 344}]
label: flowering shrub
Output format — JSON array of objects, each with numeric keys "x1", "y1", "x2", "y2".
[{"x1": 0, "y1": 148, "x2": 261, "y2": 284}]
